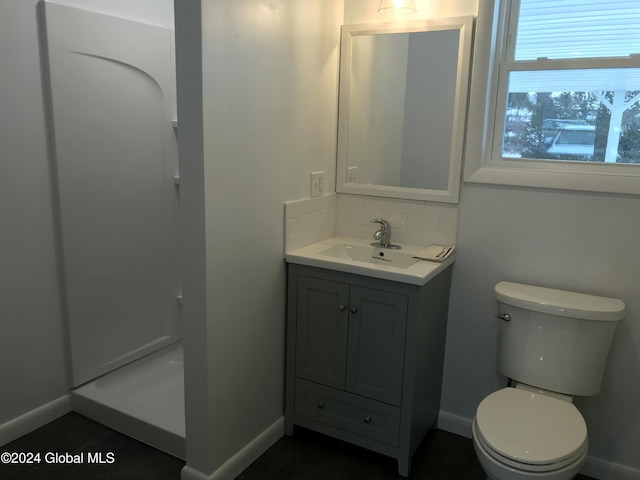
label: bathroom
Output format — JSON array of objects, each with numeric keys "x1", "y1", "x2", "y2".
[{"x1": 1, "y1": 0, "x2": 639, "y2": 480}]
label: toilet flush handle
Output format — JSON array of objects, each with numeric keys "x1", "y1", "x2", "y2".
[{"x1": 494, "y1": 313, "x2": 511, "y2": 322}]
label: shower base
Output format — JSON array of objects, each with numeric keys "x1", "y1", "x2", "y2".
[{"x1": 71, "y1": 342, "x2": 185, "y2": 459}]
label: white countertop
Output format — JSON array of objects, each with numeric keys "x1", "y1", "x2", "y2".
[{"x1": 285, "y1": 236, "x2": 455, "y2": 286}]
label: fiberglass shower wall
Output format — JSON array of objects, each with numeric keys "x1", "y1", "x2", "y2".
[{"x1": 42, "y1": 2, "x2": 180, "y2": 386}]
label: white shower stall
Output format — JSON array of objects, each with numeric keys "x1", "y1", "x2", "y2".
[{"x1": 41, "y1": 1, "x2": 184, "y2": 458}]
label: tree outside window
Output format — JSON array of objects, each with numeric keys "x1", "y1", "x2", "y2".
[
  {"x1": 495, "y1": 1, "x2": 640, "y2": 166},
  {"x1": 503, "y1": 89, "x2": 640, "y2": 164}
]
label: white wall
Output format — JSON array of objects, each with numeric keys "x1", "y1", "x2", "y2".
[
  {"x1": 345, "y1": 0, "x2": 477, "y2": 23},
  {"x1": 174, "y1": 1, "x2": 209, "y2": 473},
  {"x1": 177, "y1": 0, "x2": 343, "y2": 477},
  {"x1": 46, "y1": 0, "x2": 174, "y2": 27},
  {"x1": 0, "y1": 0, "x2": 69, "y2": 434}
]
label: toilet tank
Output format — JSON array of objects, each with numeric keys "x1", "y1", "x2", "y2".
[{"x1": 495, "y1": 281, "x2": 625, "y2": 396}]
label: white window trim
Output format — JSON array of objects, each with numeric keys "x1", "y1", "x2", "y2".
[{"x1": 464, "y1": 0, "x2": 640, "y2": 195}]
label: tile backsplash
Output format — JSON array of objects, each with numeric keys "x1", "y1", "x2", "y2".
[
  {"x1": 285, "y1": 193, "x2": 458, "y2": 253},
  {"x1": 336, "y1": 194, "x2": 458, "y2": 247},
  {"x1": 284, "y1": 194, "x2": 337, "y2": 253}
]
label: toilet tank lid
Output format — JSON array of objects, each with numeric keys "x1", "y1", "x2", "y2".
[{"x1": 495, "y1": 281, "x2": 625, "y2": 321}]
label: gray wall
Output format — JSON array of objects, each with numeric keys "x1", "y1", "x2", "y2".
[{"x1": 0, "y1": 0, "x2": 69, "y2": 429}]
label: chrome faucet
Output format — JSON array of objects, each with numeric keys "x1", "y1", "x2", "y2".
[{"x1": 370, "y1": 218, "x2": 401, "y2": 249}]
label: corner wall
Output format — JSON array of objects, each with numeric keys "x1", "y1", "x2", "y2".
[
  {"x1": 177, "y1": 1, "x2": 343, "y2": 477},
  {"x1": 0, "y1": 0, "x2": 69, "y2": 441}
]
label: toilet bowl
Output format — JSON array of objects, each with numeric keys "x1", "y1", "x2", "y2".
[
  {"x1": 472, "y1": 281, "x2": 624, "y2": 480},
  {"x1": 472, "y1": 386, "x2": 587, "y2": 480}
]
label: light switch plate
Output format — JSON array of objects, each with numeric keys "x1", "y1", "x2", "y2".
[
  {"x1": 311, "y1": 171, "x2": 324, "y2": 197},
  {"x1": 347, "y1": 166, "x2": 358, "y2": 183}
]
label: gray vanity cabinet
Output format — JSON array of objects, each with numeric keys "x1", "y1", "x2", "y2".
[
  {"x1": 285, "y1": 263, "x2": 452, "y2": 477},
  {"x1": 295, "y1": 275, "x2": 407, "y2": 405}
]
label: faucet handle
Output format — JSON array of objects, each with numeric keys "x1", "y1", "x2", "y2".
[{"x1": 370, "y1": 218, "x2": 390, "y2": 230}]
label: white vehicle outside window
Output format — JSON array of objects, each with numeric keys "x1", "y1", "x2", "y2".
[{"x1": 465, "y1": 0, "x2": 640, "y2": 194}]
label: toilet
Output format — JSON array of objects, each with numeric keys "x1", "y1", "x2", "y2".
[{"x1": 472, "y1": 281, "x2": 625, "y2": 480}]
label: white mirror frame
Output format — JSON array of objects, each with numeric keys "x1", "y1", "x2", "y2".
[{"x1": 336, "y1": 17, "x2": 474, "y2": 203}]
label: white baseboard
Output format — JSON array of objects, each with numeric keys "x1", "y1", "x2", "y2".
[
  {"x1": 437, "y1": 409, "x2": 640, "y2": 480},
  {"x1": 181, "y1": 416, "x2": 284, "y2": 480},
  {"x1": 437, "y1": 409, "x2": 472, "y2": 438},
  {"x1": 582, "y1": 455, "x2": 640, "y2": 480},
  {"x1": 181, "y1": 465, "x2": 212, "y2": 480},
  {"x1": 0, "y1": 395, "x2": 71, "y2": 446}
]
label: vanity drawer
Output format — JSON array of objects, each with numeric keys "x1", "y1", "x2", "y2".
[{"x1": 294, "y1": 378, "x2": 400, "y2": 446}]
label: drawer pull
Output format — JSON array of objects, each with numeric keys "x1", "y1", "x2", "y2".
[
  {"x1": 338, "y1": 304, "x2": 346, "y2": 312},
  {"x1": 363, "y1": 416, "x2": 372, "y2": 424},
  {"x1": 317, "y1": 402, "x2": 325, "y2": 409},
  {"x1": 350, "y1": 307, "x2": 358, "y2": 314}
]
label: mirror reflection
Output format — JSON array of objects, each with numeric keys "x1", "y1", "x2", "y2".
[{"x1": 337, "y1": 18, "x2": 473, "y2": 203}]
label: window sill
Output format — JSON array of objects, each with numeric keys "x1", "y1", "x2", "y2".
[{"x1": 464, "y1": 164, "x2": 640, "y2": 196}]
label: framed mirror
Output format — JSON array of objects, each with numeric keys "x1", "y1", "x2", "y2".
[{"x1": 336, "y1": 17, "x2": 473, "y2": 203}]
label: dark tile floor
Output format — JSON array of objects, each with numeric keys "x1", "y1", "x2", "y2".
[
  {"x1": 238, "y1": 427, "x2": 596, "y2": 480},
  {"x1": 0, "y1": 412, "x2": 597, "y2": 480},
  {"x1": 0, "y1": 413, "x2": 184, "y2": 480},
  {"x1": 238, "y1": 426, "x2": 486, "y2": 480}
]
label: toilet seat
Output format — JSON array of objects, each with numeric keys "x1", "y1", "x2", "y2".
[
  {"x1": 474, "y1": 387, "x2": 587, "y2": 472},
  {"x1": 474, "y1": 420, "x2": 587, "y2": 473}
]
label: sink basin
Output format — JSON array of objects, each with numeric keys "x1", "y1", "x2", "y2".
[
  {"x1": 285, "y1": 237, "x2": 454, "y2": 285},
  {"x1": 319, "y1": 244, "x2": 420, "y2": 269}
]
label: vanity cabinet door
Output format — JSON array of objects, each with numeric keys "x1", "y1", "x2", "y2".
[
  {"x1": 295, "y1": 276, "x2": 349, "y2": 389},
  {"x1": 346, "y1": 287, "x2": 408, "y2": 406}
]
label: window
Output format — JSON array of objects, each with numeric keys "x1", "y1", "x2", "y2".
[{"x1": 464, "y1": 0, "x2": 640, "y2": 194}]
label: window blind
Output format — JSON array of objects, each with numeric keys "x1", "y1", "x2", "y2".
[{"x1": 514, "y1": 0, "x2": 640, "y2": 60}]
